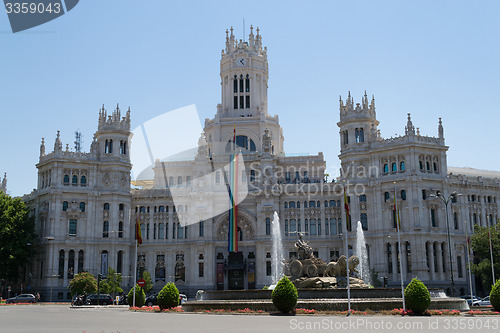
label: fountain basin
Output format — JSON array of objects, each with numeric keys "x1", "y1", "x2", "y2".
[{"x1": 184, "y1": 288, "x2": 469, "y2": 312}]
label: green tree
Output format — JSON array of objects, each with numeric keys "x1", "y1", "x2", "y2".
[
  {"x1": 141, "y1": 270, "x2": 153, "y2": 294},
  {"x1": 100, "y1": 267, "x2": 123, "y2": 301},
  {"x1": 127, "y1": 285, "x2": 146, "y2": 307},
  {"x1": 68, "y1": 272, "x2": 97, "y2": 296},
  {"x1": 0, "y1": 193, "x2": 36, "y2": 283},
  {"x1": 471, "y1": 223, "x2": 500, "y2": 292}
]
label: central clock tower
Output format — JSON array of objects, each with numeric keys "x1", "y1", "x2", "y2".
[{"x1": 204, "y1": 26, "x2": 283, "y2": 156}]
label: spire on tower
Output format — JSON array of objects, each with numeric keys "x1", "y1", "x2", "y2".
[
  {"x1": 40, "y1": 137, "x2": 45, "y2": 156},
  {"x1": 438, "y1": 118, "x2": 444, "y2": 139},
  {"x1": 405, "y1": 113, "x2": 415, "y2": 135},
  {"x1": 54, "y1": 130, "x2": 62, "y2": 151}
]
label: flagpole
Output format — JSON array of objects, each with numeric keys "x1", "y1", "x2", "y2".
[
  {"x1": 343, "y1": 182, "x2": 351, "y2": 316},
  {"x1": 394, "y1": 183, "x2": 405, "y2": 312},
  {"x1": 133, "y1": 235, "x2": 137, "y2": 307},
  {"x1": 465, "y1": 220, "x2": 474, "y2": 306},
  {"x1": 488, "y1": 222, "x2": 496, "y2": 284}
]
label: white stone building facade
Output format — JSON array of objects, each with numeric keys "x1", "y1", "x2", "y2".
[{"x1": 25, "y1": 27, "x2": 499, "y2": 301}]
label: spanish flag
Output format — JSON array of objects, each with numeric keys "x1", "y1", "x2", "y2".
[{"x1": 136, "y1": 216, "x2": 143, "y2": 245}]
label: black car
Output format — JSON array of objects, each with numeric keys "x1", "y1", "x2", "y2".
[
  {"x1": 145, "y1": 293, "x2": 158, "y2": 307},
  {"x1": 86, "y1": 294, "x2": 113, "y2": 305}
]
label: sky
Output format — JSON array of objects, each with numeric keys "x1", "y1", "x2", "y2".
[{"x1": 1, "y1": 0, "x2": 500, "y2": 197}]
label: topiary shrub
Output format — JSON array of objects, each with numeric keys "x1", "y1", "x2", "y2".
[
  {"x1": 490, "y1": 279, "x2": 500, "y2": 312},
  {"x1": 157, "y1": 282, "x2": 179, "y2": 310},
  {"x1": 272, "y1": 276, "x2": 298, "y2": 314},
  {"x1": 127, "y1": 285, "x2": 146, "y2": 307},
  {"x1": 404, "y1": 277, "x2": 431, "y2": 315}
]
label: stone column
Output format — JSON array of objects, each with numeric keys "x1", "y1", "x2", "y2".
[
  {"x1": 427, "y1": 242, "x2": 435, "y2": 280},
  {"x1": 436, "y1": 242, "x2": 444, "y2": 281}
]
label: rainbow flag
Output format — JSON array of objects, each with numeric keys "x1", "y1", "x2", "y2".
[{"x1": 228, "y1": 153, "x2": 239, "y2": 252}]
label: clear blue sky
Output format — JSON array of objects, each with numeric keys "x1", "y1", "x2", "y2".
[{"x1": 1, "y1": 0, "x2": 499, "y2": 197}]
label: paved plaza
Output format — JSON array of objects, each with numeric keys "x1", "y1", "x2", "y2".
[{"x1": 0, "y1": 305, "x2": 498, "y2": 333}]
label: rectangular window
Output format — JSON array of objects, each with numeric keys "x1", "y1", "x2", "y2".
[
  {"x1": 431, "y1": 209, "x2": 437, "y2": 227},
  {"x1": 234, "y1": 96, "x2": 238, "y2": 109},
  {"x1": 266, "y1": 261, "x2": 272, "y2": 276},
  {"x1": 199, "y1": 221, "x2": 204, "y2": 237},
  {"x1": 457, "y1": 256, "x2": 463, "y2": 278},
  {"x1": 245, "y1": 95, "x2": 250, "y2": 108},
  {"x1": 159, "y1": 223, "x2": 164, "y2": 239},
  {"x1": 69, "y1": 219, "x2": 77, "y2": 236},
  {"x1": 199, "y1": 262, "x2": 204, "y2": 278},
  {"x1": 266, "y1": 217, "x2": 271, "y2": 236},
  {"x1": 240, "y1": 96, "x2": 244, "y2": 109}
]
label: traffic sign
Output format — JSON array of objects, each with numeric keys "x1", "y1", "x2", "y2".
[{"x1": 137, "y1": 279, "x2": 146, "y2": 287}]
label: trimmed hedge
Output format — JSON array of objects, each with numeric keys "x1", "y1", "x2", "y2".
[
  {"x1": 490, "y1": 279, "x2": 500, "y2": 312},
  {"x1": 127, "y1": 285, "x2": 146, "y2": 307},
  {"x1": 272, "y1": 276, "x2": 298, "y2": 313},
  {"x1": 404, "y1": 277, "x2": 431, "y2": 315},
  {"x1": 157, "y1": 282, "x2": 179, "y2": 310}
]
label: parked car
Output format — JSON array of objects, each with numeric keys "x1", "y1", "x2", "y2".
[
  {"x1": 6, "y1": 294, "x2": 36, "y2": 304},
  {"x1": 460, "y1": 295, "x2": 481, "y2": 306},
  {"x1": 473, "y1": 296, "x2": 491, "y2": 307},
  {"x1": 145, "y1": 293, "x2": 158, "y2": 306},
  {"x1": 179, "y1": 294, "x2": 187, "y2": 305},
  {"x1": 86, "y1": 294, "x2": 113, "y2": 305}
]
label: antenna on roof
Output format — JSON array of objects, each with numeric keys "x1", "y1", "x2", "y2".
[{"x1": 74, "y1": 131, "x2": 83, "y2": 152}]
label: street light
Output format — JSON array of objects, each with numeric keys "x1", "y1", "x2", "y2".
[{"x1": 429, "y1": 190, "x2": 462, "y2": 297}]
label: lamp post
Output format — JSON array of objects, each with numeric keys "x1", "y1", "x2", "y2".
[{"x1": 429, "y1": 191, "x2": 461, "y2": 297}]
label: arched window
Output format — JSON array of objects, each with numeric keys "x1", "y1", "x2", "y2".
[
  {"x1": 391, "y1": 163, "x2": 397, "y2": 172},
  {"x1": 79, "y1": 202, "x2": 85, "y2": 212},
  {"x1": 359, "y1": 194, "x2": 367, "y2": 202},
  {"x1": 343, "y1": 130, "x2": 349, "y2": 145},
  {"x1": 426, "y1": 161, "x2": 430, "y2": 171},
  {"x1": 401, "y1": 190, "x2": 407, "y2": 201},
  {"x1": 383, "y1": 164, "x2": 389, "y2": 173},
  {"x1": 63, "y1": 174, "x2": 69, "y2": 185},
  {"x1": 104, "y1": 203, "x2": 110, "y2": 211},
  {"x1": 384, "y1": 192, "x2": 390, "y2": 202},
  {"x1": 387, "y1": 243, "x2": 393, "y2": 274},
  {"x1": 78, "y1": 250, "x2": 84, "y2": 273},
  {"x1": 289, "y1": 201, "x2": 295, "y2": 208},
  {"x1": 309, "y1": 201, "x2": 316, "y2": 208},
  {"x1": 250, "y1": 170, "x2": 255, "y2": 182},
  {"x1": 119, "y1": 203, "x2": 124, "y2": 211},
  {"x1": 284, "y1": 202, "x2": 288, "y2": 209},
  {"x1": 419, "y1": 161, "x2": 424, "y2": 171},
  {"x1": 359, "y1": 128, "x2": 364, "y2": 142},
  {"x1": 245, "y1": 74, "x2": 250, "y2": 92},
  {"x1": 58, "y1": 250, "x2": 65, "y2": 279},
  {"x1": 186, "y1": 176, "x2": 191, "y2": 186},
  {"x1": 118, "y1": 221, "x2": 123, "y2": 238},
  {"x1": 120, "y1": 140, "x2": 127, "y2": 154},
  {"x1": 103, "y1": 221, "x2": 109, "y2": 238},
  {"x1": 108, "y1": 139, "x2": 113, "y2": 153},
  {"x1": 454, "y1": 212, "x2": 458, "y2": 229},
  {"x1": 233, "y1": 75, "x2": 238, "y2": 93},
  {"x1": 324, "y1": 200, "x2": 328, "y2": 207},
  {"x1": 169, "y1": 177, "x2": 174, "y2": 186},
  {"x1": 159, "y1": 205, "x2": 165, "y2": 212},
  {"x1": 239, "y1": 75, "x2": 244, "y2": 93},
  {"x1": 80, "y1": 175, "x2": 86, "y2": 186},
  {"x1": 329, "y1": 200, "x2": 335, "y2": 207},
  {"x1": 117, "y1": 251, "x2": 123, "y2": 274},
  {"x1": 289, "y1": 219, "x2": 296, "y2": 234},
  {"x1": 297, "y1": 201, "x2": 300, "y2": 208},
  {"x1": 355, "y1": 128, "x2": 359, "y2": 143},
  {"x1": 177, "y1": 176, "x2": 182, "y2": 187},
  {"x1": 68, "y1": 250, "x2": 75, "y2": 279},
  {"x1": 400, "y1": 161, "x2": 405, "y2": 171},
  {"x1": 62, "y1": 201, "x2": 68, "y2": 211},
  {"x1": 72, "y1": 175, "x2": 78, "y2": 186},
  {"x1": 406, "y1": 242, "x2": 412, "y2": 273},
  {"x1": 433, "y1": 162, "x2": 438, "y2": 172}
]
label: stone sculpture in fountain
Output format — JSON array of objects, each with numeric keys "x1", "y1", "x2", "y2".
[{"x1": 284, "y1": 233, "x2": 369, "y2": 289}]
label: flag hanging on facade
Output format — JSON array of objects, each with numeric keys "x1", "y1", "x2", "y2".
[
  {"x1": 136, "y1": 216, "x2": 143, "y2": 245},
  {"x1": 228, "y1": 153, "x2": 239, "y2": 252},
  {"x1": 343, "y1": 186, "x2": 351, "y2": 231},
  {"x1": 393, "y1": 188, "x2": 401, "y2": 230}
]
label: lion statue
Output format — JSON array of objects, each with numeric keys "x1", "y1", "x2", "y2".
[{"x1": 324, "y1": 255, "x2": 360, "y2": 277}]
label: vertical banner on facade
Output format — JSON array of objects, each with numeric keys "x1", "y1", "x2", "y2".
[
  {"x1": 247, "y1": 262, "x2": 255, "y2": 289},
  {"x1": 101, "y1": 252, "x2": 108, "y2": 276},
  {"x1": 217, "y1": 263, "x2": 224, "y2": 290}
]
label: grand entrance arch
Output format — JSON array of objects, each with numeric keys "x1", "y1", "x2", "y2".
[{"x1": 215, "y1": 211, "x2": 256, "y2": 290}]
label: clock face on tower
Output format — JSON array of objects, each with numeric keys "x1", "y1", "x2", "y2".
[{"x1": 237, "y1": 57, "x2": 246, "y2": 66}]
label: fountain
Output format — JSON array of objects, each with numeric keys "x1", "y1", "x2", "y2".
[
  {"x1": 270, "y1": 211, "x2": 284, "y2": 287},
  {"x1": 356, "y1": 221, "x2": 372, "y2": 286}
]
